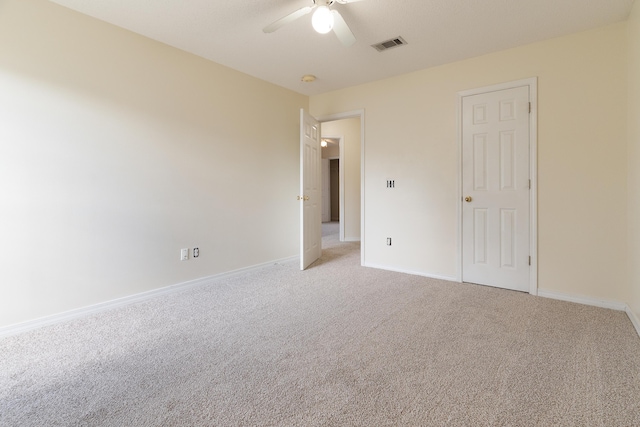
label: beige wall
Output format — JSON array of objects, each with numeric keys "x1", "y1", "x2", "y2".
[
  {"x1": 0, "y1": 0, "x2": 307, "y2": 328},
  {"x1": 311, "y1": 23, "x2": 629, "y2": 298},
  {"x1": 321, "y1": 118, "x2": 361, "y2": 241},
  {"x1": 628, "y1": 0, "x2": 640, "y2": 322},
  {"x1": 321, "y1": 144, "x2": 340, "y2": 159}
]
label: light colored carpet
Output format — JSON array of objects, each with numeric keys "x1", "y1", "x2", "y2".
[
  {"x1": 1, "y1": 233, "x2": 639, "y2": 426},
  {"x1": 322, "y1": 221, "x2": 339, "y2": 238}
]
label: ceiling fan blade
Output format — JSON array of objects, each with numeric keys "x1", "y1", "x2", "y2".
[
  {"x1": 331, "y1": 10, "x2": 356, "y2": 47},
  {"x1": 263, "y1": 6, "x2": 314, "y2": 33}
]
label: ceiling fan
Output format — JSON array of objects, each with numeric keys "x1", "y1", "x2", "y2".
[{"x1": 263, "y1": 0, "x2": 364, "y2": 47}]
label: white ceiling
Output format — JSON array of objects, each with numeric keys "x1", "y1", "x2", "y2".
[{"x1": 49, "y1": 0, "x2": 635, "y2": 96}]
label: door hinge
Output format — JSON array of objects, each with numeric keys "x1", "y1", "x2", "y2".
[
  {"x1": 528, "y1": 102, "x2": 531, "y2": 113},
  {"x1": 529, "y1": 179, "x2": 531, "y2": 189},
  {"x1": 529, "y1": 256, "x2": 531, "y2": 266}
]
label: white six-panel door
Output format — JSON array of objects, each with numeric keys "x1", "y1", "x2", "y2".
[
  {"x1": 462, "y1": 86, "x2": 530, "y2": 291},
  {"x1": 300, "y1": 109, "x2": 322, "y2": 270}
]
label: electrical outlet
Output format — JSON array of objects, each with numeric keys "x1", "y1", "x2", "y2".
[
  {"x1": 180, "y1": 248, "x2": 189, "y2": 261},
  {"x1": 387, "y1": 237, "x2": 392, "y2": 246},
  {"x1": 193, "y1": 247, "x2": 199, "y2": 258}
]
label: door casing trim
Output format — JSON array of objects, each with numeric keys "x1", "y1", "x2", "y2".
[{"x1": 456, "y1": 78, "x2": 538, "y2": 295}]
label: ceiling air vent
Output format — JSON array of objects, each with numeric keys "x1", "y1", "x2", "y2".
[{"x1": 372, "y1": 36, "x2": 407, "y2": 52}]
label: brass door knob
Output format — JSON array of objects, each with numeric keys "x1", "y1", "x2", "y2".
[{"x1": 464, "y1": 196, "x2": 472, "y2": 202}]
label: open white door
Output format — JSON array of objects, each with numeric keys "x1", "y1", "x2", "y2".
[
  {"x1": 300, "y1": 109, "x2": 322, "y2": 270},
  {"x1": 321, "y1": 159, "x2": 330, "y2": 223}
]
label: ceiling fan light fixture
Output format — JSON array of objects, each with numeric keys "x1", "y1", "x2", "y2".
[{"x1": 312, "y1": 6, "x2": 334, "y2": 34}]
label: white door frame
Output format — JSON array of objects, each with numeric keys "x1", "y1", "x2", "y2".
[
  {"x1": 321, "y1": 158, "x2": 331, "y2": 223},
  {"x1": 456, "y1": 78, "x2": 538, "y2": 295},
  {"x1": 323, "y1": 136, "x2": 345, "y2": 241},
  {"x1": 317, "y1": 109, "x2": 365, "y2": 266}
]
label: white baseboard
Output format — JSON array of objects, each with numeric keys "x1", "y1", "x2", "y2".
[
  {"x1": 363, "y1": 262, "x2": 457, "y2": 282},
  {"x1": 626, "y1": 305, "x2": 640, "y2": 338},
  {"x1": 538, "y1": 289, "x2": 640, "y2": 339},
  {"x1": 0, "y1": 255, "x2": 299, "y2": 339},
  {"x1": 537, "y1": 289, "x2": 627, "y2": 311}
]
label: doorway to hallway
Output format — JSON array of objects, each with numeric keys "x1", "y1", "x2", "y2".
[{"x1": 319, "y1": 116, "x2": 361, "y2": 248}]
